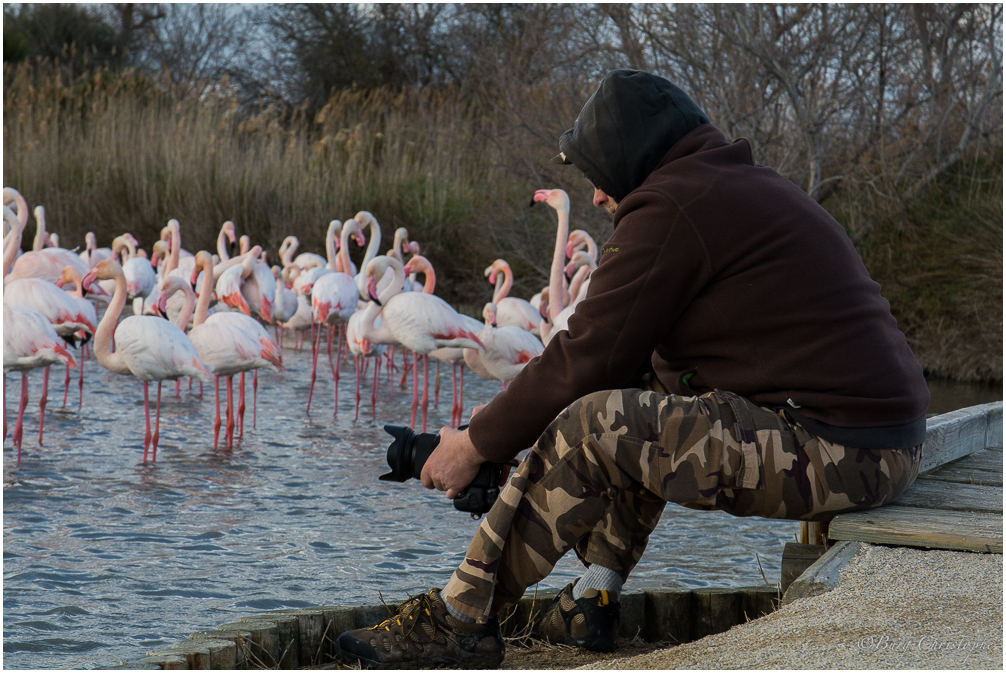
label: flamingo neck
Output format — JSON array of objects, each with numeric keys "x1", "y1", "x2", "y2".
[
  {"x1": 338, "y1": 223, "x2": 355, "y2": 275},
  {"x1": 326, "y1": 221, "x2": 340, "y2": 271},
  {"x1": 93, "y1": 272, "x2": 129, "y2": 375},
  {"x1": 419, "y1": 266, "x2": 436, "y2": 294},
  {"x1": 32, "y1": 208, "x2": 47, "y2": 252},
  {"x1": 173, "y1": 283, "x2": 196, "y2": 329},
  {"x1": 548, "y1": 203, "x2": 570, "y2": 320},
  {"x1": 217, "y1": 227, "x2": 230, "y2": 261},
  {"x1": 281, "y1": 237, "x2": 297, "y2": 267},
  {"x1": 493, "y1": 264, "x2": 513, "y2": 304},
  {"x1": 3, "y1": 216, "x2": 21, "y2": 276},
  {"x1": 168, "y1": 223, "x2": 181, "y2": 274},
  {"x1": 194, "y1": 258, "x2": 214, "y2": 326},
  {"x1": 360, "y1": 217, "x2": 382, "y2": 271},
  {"x1": 568, "y1": 263, "x2": 592, "y2": 303}
]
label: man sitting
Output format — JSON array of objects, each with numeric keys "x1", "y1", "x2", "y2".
[{"x1": 335, "y1": 69, "x2": 929, "y2": 669}]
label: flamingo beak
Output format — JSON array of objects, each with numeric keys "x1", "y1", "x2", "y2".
[
  {"x1": 564, "y1": 260, "x2": 577, "y2": 278},
  {"x1": 531, "y1": 189, "x2": 551, "y2": 206},
  {"x1": 81, "y1": 268, "x2": 99, "y2": 293},
  {"x1": 367, "y1": 275, "x2": 379, "y2": 302}
]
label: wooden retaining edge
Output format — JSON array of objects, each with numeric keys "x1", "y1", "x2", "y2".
[
  {"x1": 115, "y1": 584, "x2": 779, "y2": 669},
  {"x1": 780, "y1": 540, "x2": 864, "y2": 606},
  {"x1": 921, "y1": 401, "x2": 1003, "y2": 473}
]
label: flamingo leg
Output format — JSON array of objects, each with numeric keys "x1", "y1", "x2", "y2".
[
  {"x1": 400, "y1": 349, "x2": 411, "y2": 389},
  {"x1": 142, "y1": 381, "x2": 151, "y2": 461},
  {"x1": 434, "y1": 360, "x2": 440, "y2": 410},
  {"x1": 38, "y1": 366, "x2": 49, "y2": 446},
  {"x1": 175, "y1": 378, "x2": 180, "y2": 398},
  {"x1": 333, "y1": 324, "x2": 344, "y2": 413},
  {"x1": 14, "y1": 373, "x2": 28, "y2": 461},
  {"x1": 78, "y1": 350, "x2": 84, "y2": 408},
  {"x1": 152, "y1": 381, "x2": 162, "y2": 460},
  {"x1": 253, "y1": 369, "x2": 258, "y2": 429},
  {"x1": 189, "y1": 376, "x2": 193, "y2": 390},
  {"x1": 326, "y1": 323, "x2": 335, "y2": 374},
  {"x1": 213, "y1": 376, "x2": 221, "y2": 450},
  {"x1": 421, "y1": 355, "x2": 430, "y2": 433},
  {"x1": 354, "y1": 355, "x2": 361, "y2": 421},
  {"x1": 225, "y1": 376, "x2": 235, "y2": 448},
  {"x1": 372, "y1": 355, "x2": 380, "y2": 421},
  {"x1": 451, "y1": 363, "x2": 459, "y2": 428},
  {"x1": 199, "y1": 380, "x2": 203, "y2": 396},
  {"x1": 343, "y1": 326, "x2": 350, "y2": 365},
  {"x1": 306, "y1": 322, "x2": 320, "y2": 414},
  {"x1": 62, "y1": 362, "x2": 71, "y2": 407},
  {"x1": 410, "y1": 352, "x2": 419, "y2": 429},
  {"x1": 459, "y1": 366, "x2": 465, "y2": 426},
  {"x1": 238, "y1": 371, "x2": 246, "y2": 437},
  {"x1": 3, "y1": 373, "x2": 6, "y2": 442}
]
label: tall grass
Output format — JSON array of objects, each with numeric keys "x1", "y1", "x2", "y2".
[
  {"x1": 830, "y1": 152, "x2": 1003, "y2": 383},
  {"x1": 3, "y1": 63, "x2": 598, "y2": 304}
]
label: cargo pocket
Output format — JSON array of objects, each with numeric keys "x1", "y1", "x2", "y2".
[{"x1": 713, "y1": 389, "x2": 778, "y2": 490}]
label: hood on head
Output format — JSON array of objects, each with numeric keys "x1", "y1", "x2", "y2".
[{"x1": 557, "y1": 69, "x2": 709, "y2": 204}]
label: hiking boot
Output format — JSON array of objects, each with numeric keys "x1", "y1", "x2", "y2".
[
  {"x1": 535, "y1": 581, "x2": 620, "y2": 652},
  {"x1": 335, "y1": 588, "x2": 505, "y2": 669}
]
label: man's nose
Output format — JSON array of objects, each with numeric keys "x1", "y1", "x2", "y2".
[{"x1": 592, "y1": 188, "x2": 608, "y2": 208}]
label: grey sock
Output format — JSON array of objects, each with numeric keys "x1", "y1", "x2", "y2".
[
  {"x1": 443, "y1": 596, "x2": 476, "y2": 623},
  {"x1": 573, "y1": 565, "x2": 623, "y2": 601}
]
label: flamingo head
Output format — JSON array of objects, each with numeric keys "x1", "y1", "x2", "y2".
[
  {"x1": 223, "y1": 221, "x2": 237, "y2": 244},
  {"x1": 85, "y1": 232, "x2": 97, "y2": 251},
  {"x1": 151, "y1": 240, "x2": 169, "y2": 267},
  {"x1": 482, "y1": 302, "x2": 498, "y2": 328},
  {"x1": 405, "y1": 240, "x2": 420, "y2": 255},
  {"x1": 530, "y1": 189, "x2": 570, "y2": 211},
  {"x1": 538, "y1": 292, "x2": 550, "y2": 320}
]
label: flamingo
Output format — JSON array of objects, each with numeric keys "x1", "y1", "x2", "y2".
[
  {"x1": 470, "y1": 302, "x2": 544, "y2": 388},
  {"x1": 405, "y1": 255, "x2": 482, "y2": 428},
  {"x1": 216, "y1": 221, "x2": 237, "y2": 262},
  {"x1": 352, "y1": 211, "x2": 385, "y2": 300},
  {"x1": 531, "y1": 189, "x2": 572, "y2": 345},
  {"x1": 290, "y1": 231, "x2": 328, "y2": 270},
  {"x1": 346, "y1": 308, "x2": 386, "y2": 421},
  {"x1": 6, "y1": 211, "x2": 88, "y2": 285},
  {"x1": 292, "y1": 220, "x2": 341, "y2": 298},
  {"x1": 4, "y1": 271, "x2": 98, "y2": 443},
  {"x1": 55, "y1": 265, "x2": 103, "y2": 407},
  {"x1": 83, "y1": 259, "x2": 211, "y2": 461},
  {"x1": 183, "y1": 252, "x2": 283, "y2": 449},
  {"x1": 272, "y1": 265, "x2": 299, "y2": 344},
  {"x1": 484, "y1": 259, "x2": 542, "y2": 335},
  {"x1": 4, "y1": 305, "x2": 76, "y2": 460},
  {"x1": 566, "y1": 229, "x2": 599, "y2": 264},
  {"x1": 307, "y1": 219, "x2": 364, "y2": 415},
  {"x1": 4, "y1": 202, "x2": 24, "y2": 278},
  {"x1": 359, "y1": 256, "x2": 484, "y2": 432},
  {"x1": 79, "y1": 232, "x2": 113, "y2": 268}
]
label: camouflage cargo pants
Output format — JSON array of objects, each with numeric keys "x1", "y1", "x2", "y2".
[{"x1": 442, "y1": 388, "x2": 922, "y2": 622}]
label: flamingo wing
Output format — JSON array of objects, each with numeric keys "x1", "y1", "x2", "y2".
[{"x1": 114, "y1": 316, "x2": 211, "y2": 382}]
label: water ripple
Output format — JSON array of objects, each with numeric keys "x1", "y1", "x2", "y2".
[{"x1": 4, "y1": 344, "x2": 798, "y2": 669}]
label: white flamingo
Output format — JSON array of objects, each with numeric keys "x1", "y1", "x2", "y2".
[
  {"x1": 484, "y1": 259, "x2": 542, "y2": 335},
  {"x1": 531, "y1": 189, "x2": 572, "y2": 345},
  {"x1": 359, "y1": 256, "x2": 483, "y2": 432},
  {"x1": 83, "y1": 259, "x2": 211, "y2": 461},
  {"x1": 4, "y1": 305, "x2": 77, "y2": 460},
  {"x1": 472, "y1": 302, "x2": 544, "y2": 387},
  {"x1": 307, "y1": 219, "x2": 364, "y2": 415}
]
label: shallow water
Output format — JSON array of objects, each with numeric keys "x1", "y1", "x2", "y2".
[{"x1": 11, "y1": 340, "x2": 992, "y2": 668}]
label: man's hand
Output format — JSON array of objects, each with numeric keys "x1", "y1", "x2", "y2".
[{"x1": 421, "y1": 426, "x2": 483, "y2": 499}]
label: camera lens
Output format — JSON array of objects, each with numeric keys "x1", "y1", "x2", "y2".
[{"x1": 380, "y1": 425, "x2": 440, "y2": 482}]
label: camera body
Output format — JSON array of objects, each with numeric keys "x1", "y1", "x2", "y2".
[{"x1": 380, "y1": 424, "x2": 501, "y2": 516}]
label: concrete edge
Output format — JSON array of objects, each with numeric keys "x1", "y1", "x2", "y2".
[
  {"x1": 124, "y1": 584, "x2": 781, "y2": 669},
  {"x1": 780, "y1": 540, "x2": 863, "y2": 606}
]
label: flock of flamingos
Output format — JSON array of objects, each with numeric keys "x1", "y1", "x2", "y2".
[{"x1": 3, "y1": 187, "x2": 600, "y2": 462}]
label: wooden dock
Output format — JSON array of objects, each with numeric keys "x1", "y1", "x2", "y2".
[{"x1": 829, "y1": 401, "x2": 1003, "y2": 553}]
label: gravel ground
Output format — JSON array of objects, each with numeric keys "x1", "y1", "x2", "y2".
[{"x1": 585, "y1": 543, "x2": 1002, "y2": 670}]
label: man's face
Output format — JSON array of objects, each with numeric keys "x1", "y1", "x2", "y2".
[{"x1": 592, "y1": 187, "x2": 618, "y2": 214}]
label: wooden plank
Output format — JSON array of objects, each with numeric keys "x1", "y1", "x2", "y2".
[
  {"x1": 894, "y1": 479, "x2": 1003, "y2": 513},
  {"x1": 780, "y1": 542, "x2": 826, "y2": 595},
  {"x1": 782, "y1": 540, "x2": 862, "y2": 605},
  {"x1": 953, "y1": 449, "x2": 1004, "y2": 472},
  {"x1": 921, "y1": 403, "x2": 1000, "y2": 472},
  {"x1": 829, "y1": 505, "x2": 1002, "y2": 553},
  {"x1": 987, "y1": 404, "x2": 1003, "y2": 448},
  {"x1": 920, "y1": 465, "x2": 1003, "y2": 487}
]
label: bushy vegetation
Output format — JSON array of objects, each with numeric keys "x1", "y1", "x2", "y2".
[{"x1": 3, "y1": 3, "x2": 1002, "y2": 382}]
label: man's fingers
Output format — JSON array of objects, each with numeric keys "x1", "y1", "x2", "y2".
[{"x1": 446, "y1": 487, "x2": 460, "y2": 500}]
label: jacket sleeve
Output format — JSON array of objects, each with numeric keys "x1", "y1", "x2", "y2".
[{"x1": 467, "y1": 190, "x2": 713, "y2": 463}]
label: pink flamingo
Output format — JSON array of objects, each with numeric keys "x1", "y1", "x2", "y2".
[
  {"x1": 406, "y1": 255, "x2": 483, "y2": 428},
  {"x1": 531, "y1": 189, "x2": 572, "y2": 345},
  {"x1": 307, "y1": 219, "x2": 365, "y2": 415},
  {"x1": 83, "y1": 259, "x2": 211, "y2": 461},
  {"x1": 4, "y1": 305, "x2": 76, "y2": 460},
  {"x1": 4, "y1": 272, "x2": 97, "y2": 444},
  {"x1": 292, "y1": 220, "x2": 342, "y2": 298},
  {"x1": 359, "y1": 257, "x2": 484, "y2": 432},
  {"x1": 6, "y1": 207, "x2": 88, "y2": 284},
  {"x1": 566, "y1": 229, "x2": 599, "y2": 264},
  {"x1": 484, "y1": 259, "x2": 542, "y2": 335},
  {"x1": 181, "y1": 252, "x2": 283, "y2": 449},
  {"x1": 55, "y1": 265, "x2": 103, "y2": 407},
  {"x1": 470, "y1": 302, "x2": 544, "y2": 388},
  {"x1": 346, "y1": 307, "x2": 386, "y2": 421}
]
